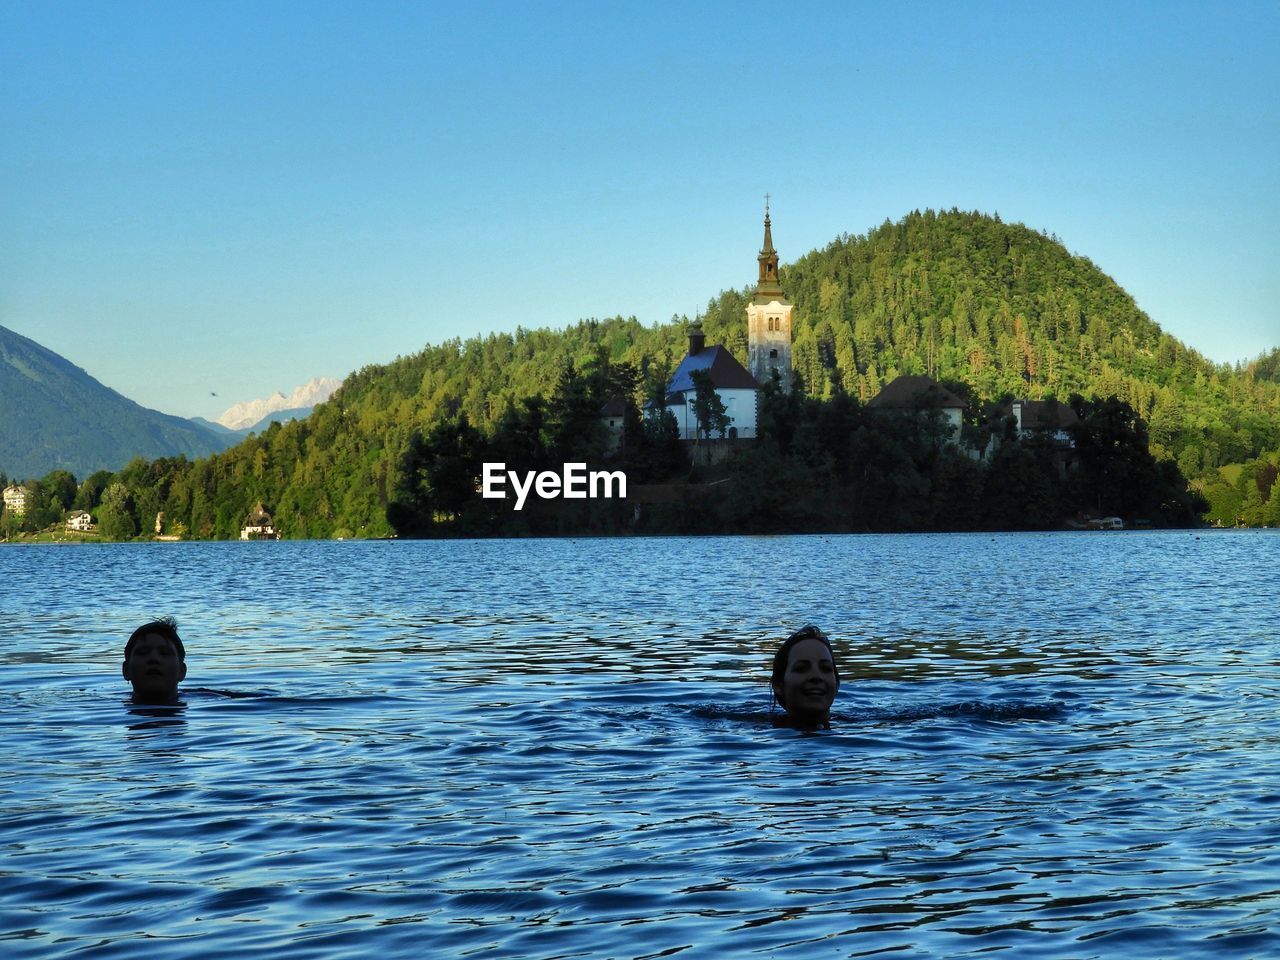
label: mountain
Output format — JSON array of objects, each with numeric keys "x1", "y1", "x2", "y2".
[
  {"x1": 34, "y1": 210, "x2": 1280, "y2": 537},
  {"x1": 216, "y1": 377, "x2": 342, "y2": 430},
  {"x1": 242, "y1": 406, "x2": 315, "y2": 433},
  {"x1": 0, "y1": 325, "x2": 236, "y2": 480},
  {"x1": 189, "y1": 416, "x2": 240, "y2": 436},
  {"x1": 189, "y1": 407, "x2": 317, "y2": 443}
]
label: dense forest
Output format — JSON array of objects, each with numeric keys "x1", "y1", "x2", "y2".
[{"x1": 3, "y1": 210, "x2": 1278, "y2": 538}]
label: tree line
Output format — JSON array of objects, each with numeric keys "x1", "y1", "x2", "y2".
[
  {"x1": 2, "y1": 368, "x2": 1211, "y2": 538},
  {"x1": 385, "y1": 370, "x2": 1207, "y2": 536}
]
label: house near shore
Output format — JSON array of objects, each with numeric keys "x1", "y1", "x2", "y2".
[
  {"x1": 867, "y1": 374, "x2": 967, "y2": 445},
  {"x1": 3, "y1": 484, "x2": 29, "y2": 516},
  {"x1": 65, "y1": 510, "x2": 94, "y2": 532},
  {"x1": 995, "y1": 397, "x2": 1080, "y2": 477},
  {"x1": 240, "y1": 502, "x2": 279, "y2": 540}
]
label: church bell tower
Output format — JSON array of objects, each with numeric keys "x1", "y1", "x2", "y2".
[{"x1": 746, "y1": 199, "x2": 793, "y2": 391}]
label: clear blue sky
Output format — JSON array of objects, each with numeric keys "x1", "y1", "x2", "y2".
[{"x1": 3, "y1": 1, "x2": 1277, "y2": 419}]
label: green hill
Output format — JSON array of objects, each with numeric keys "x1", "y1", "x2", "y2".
[
  {"x1": 19, "y1": 210, "x2": 1278, "y2": 538},
  {"x1": 733, "y1": 209, "x2": 1278, "y2": 479},
  {"x1": 0, "y1": 324, "x2": 234, "y2": 479}
]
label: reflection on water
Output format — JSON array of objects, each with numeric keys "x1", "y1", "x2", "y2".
[
  {"x1": 124, "y1": 702, "x2": 188, "y2": 735},
  {"x1": 1, "y1": 531, "x2": 1278, "y2": 958}
]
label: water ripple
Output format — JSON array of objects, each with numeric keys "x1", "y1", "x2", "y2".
[{"x1": 1, "y1": 531, "x2": 1278, "y2": 957}]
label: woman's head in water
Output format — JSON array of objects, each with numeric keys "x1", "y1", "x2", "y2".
[
  {"x1": 771, "y1": 625, "x2": 839, "y2": 725},
  {"x1": 123, "y1": 618, "x2": 186, "y2": 704}
]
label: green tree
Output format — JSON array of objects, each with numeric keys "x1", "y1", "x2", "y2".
[
  {"x1": 40, "y1": 469, "x2": 78, "y2": 516},
  {"x1": 981, "y1": 437, "x2": 1060, "y2": 529},
  {"x1": 689, "y1": 369, "x2": 731, "y2": 445},
  {"x1": 98, "y1": 482, "x2": 139, "y2": 540},
  {"x1": 75, "y1": 470, "x2": 114, "y2": 511},
  {"x1": 547, "y1": 359, "x2": 602, "y2": 461},
  {"x1": 386, "y1": 415, "x2": 484, "y2": 535},
  {"x1": 1265, "y1": 482, "x2": 1280, "y2": 527}
]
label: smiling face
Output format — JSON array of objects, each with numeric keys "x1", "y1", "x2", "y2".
[
  {"x1": 122, "y1": 631, "x2": 186, "y2": 703},
  {"x1": 773, "y1": 636, "x2": 839, "y2": 723}
]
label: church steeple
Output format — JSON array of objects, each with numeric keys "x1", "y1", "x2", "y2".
[
  {"x1": 754, "y1": 197, "x2": 785, "y2": 304},
  {"x1": 746, "y1": 196, "x2": 794, "y2": 392}
]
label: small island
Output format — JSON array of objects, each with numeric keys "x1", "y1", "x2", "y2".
[{"x1": 3, "y1": 210, "x2": 1278, "y2": 541}]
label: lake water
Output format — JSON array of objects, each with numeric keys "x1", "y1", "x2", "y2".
[{"x1": 2, "y1": 531, "x2": 1279, "y2": 958}]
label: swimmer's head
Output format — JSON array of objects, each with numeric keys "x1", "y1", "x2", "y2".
[
  {"x1": 771, "y1": 625, "x2": 839, "y2": 725},
  {"x1": 122, "y1": 618, "x2": 186, "y2": 704}
]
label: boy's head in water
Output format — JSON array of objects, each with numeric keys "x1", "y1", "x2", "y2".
[
  {"x1": 122, "y1": 619, "x2": 186, "y2": 703},
  {"x1": 771, "y1": 625, "x2": 839, "y2": 725}
]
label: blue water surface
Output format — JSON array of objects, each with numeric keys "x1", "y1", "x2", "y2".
[{"x1": 2, "y1": 531, "x2": 1279, "y2": 958}]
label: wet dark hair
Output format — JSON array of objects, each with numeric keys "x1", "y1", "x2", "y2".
[
  {"x1": 770, "y1": 624, "x2": 838, "y2": 694},
  {"x1": 124, "y1": 618, "x2": 185, "y2": 661}
]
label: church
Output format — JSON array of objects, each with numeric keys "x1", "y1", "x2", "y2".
[
  {"x1": 653, "y1": 203, "x2": 794, "y2": 443},
  {"x1": 745, "y1": 201, "x2": 794, "y2": 392}
]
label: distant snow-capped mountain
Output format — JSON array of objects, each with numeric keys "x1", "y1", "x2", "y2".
[{"x1": 216, "y1": 377, "x2": 342, "y2": 430}]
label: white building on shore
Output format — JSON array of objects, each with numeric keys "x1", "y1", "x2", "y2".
[{"x1": 3, "y1": 484, "x2": 29, "y2": 516}]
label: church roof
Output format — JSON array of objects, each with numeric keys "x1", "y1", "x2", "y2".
[
  {"x1": 867, "y1": 375, "x2": 966, "y2": 410},
  {"x1": 666, "y1": 345, "x2": 760, "y2": 395}
]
